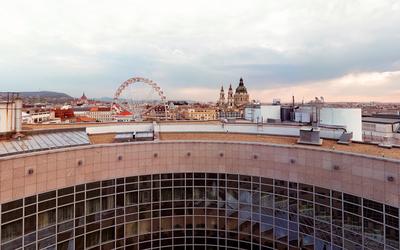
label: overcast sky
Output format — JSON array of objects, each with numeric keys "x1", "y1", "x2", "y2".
[{"x1": 0, "y1": 0, "x2": 399, "y2": 102}]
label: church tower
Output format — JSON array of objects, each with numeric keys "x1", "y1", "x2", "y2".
[
  {"x1": 218, "y1": 86, "x2": 225, "y2": 107},
  {"x1": 227, "y1": 84, "x2": 234, "y2": 109}
]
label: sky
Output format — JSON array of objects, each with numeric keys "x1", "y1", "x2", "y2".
[{"x1": 0, "y1": 0, "x2": 399, "y2": 102}]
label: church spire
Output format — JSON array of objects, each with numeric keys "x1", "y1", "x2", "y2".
[{"x1": 218, "y1": 85, "x2": 225, "y2": 107}]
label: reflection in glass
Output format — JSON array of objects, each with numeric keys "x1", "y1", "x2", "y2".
[{"x1": 38, "y1": 210, "x2": 56, "y2": 229}]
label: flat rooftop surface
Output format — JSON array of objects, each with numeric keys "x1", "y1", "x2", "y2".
[
  {"x1": 159, "y1": 132, "x2": 400, "y2": 160},
  {"x1": 11, "y1": 123, "x2": 400, "y2": 160},
  {"x1": 362, "y1": 117, "x2": 400, "y2": 124}
]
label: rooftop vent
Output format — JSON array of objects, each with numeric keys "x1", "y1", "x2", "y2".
[
  {"x1": 337, "y1": 132, "x2": 353, "y2": 145},
  {"x1": 297, "y1": 126, "x2": 323, "y2": 146}
]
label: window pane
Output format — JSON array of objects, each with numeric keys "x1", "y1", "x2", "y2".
[
  {"x1": 86, "y1": 199, "x2": 101, "y2": 215},
  {"x1": 58, "y1": 205, "x2": 74, "y2": 222},
  {"x1": 125, "y1": 222, "x2": 138, "y2": 236},
  {"x1": 38, "y1": 210, "x2": 56, "y2": 229},
  {"x1": 1, "y1": 220, "x2": 23, "y2": 242}
]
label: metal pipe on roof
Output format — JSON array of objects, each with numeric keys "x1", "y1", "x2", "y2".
[{"x1": 15, "y1": 96, "x2": 23, "y2": 134}]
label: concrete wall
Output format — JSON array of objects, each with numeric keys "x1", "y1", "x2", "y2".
[
  {"x1": 320, "y1": 108, "x2": 363, "y2": 141},
  {"x1": 0, "y1": 141, "x2": 399, "y2": 208},
  {"x1": 0, "y1": 102, "x2": 16, "y2": 133},
  {"x1": 244, "y1": 105, "x2": 281, "y2": 123},
  {"x1": 260, "y1": 105, "x2": 281, "y2": 122}
]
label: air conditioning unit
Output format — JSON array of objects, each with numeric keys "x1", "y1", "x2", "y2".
[{"x1": 297, "y1": 126, "x2": 323, "y2": 145}]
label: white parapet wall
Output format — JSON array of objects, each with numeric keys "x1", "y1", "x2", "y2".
[
  {"x1": 86, "y1": 123, "x2": 154, "y2": 134},
  {"x1": 85, "y1": 122, "x2": 350, "y2": 140},
  {"x1": 319, "y1": 108, "x2": 362, "y2": 141}
]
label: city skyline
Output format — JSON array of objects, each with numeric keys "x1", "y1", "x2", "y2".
[
  {"x1": 1, "y1": 0, "x2": 400, "y2": 102},
  {"x1": 1, "y1": 2, "x2": 400, "y2": 250}
]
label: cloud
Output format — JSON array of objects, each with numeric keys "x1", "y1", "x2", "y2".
[
  {"x1": 0, "y1": 0, "x2": 399, "y2": 101},
  {"x1": 160, "y1": 70, "x2": 400, "y2": 103},
  {"x1": 251, "y1": 70, "x2": 400, "y2": 103},
  {"x1": 173, "y1": 87, "x2": 218, "y2": 102}
]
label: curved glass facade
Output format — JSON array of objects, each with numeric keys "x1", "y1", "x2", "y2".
[{"x1": 1, "y1": 173, "x2": 399, "y2": 250}]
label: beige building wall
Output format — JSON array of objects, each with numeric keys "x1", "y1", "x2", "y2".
[
  {"x1": 187, "y1": 109, "x2": 217, "y2": 120},
  {"x1": 0, "y1": 141, "x2": 399, "y2": 207}
]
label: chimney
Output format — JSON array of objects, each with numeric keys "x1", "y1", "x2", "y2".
[{"x1": 14, "y1": 96, "x2": 23, "y2": 133}]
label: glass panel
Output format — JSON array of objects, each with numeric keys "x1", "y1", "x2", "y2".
[
  {"x1": 86, "y1": 231, "x2": 100, "y2": 248},
  {"x1": 24, "y1": 215, "x2": 36, "y2": 234},
  {"x1": 101, "y1": 227, "x2": 115, "y2": 242},
  {"x1": 386, "y1": 226, "x2": 399, "y2": 249},
  {"x1": 364, "y1": 207, "x2": 383, "y2": 223},
  {"x1": 299, "y1": 200, "x2": 313, "y2": 217},
  {"x1": 86, "y1": 199, "x2": 101, "y2": 214},
  {"x1": 38, "y1": 210, "x2": 56, "y2": 229},
  {"x1": 58, "y1": 205, "x2": 74, "y2": 222},
  {"x1": 125, "y1": 222, "x2": 138, "y2": 236},
  {"x1": 315, "y1": 204, "x2": 330, "y2": 223},
  {"x1": 161, "y1": 188, "x2": 172, "y2": 201},
  {"x1": 102, "y1": 196, "x2": 115, "y2": 210},
  {"x1": 126, "y1": 192, "x2": 138, "y2": 205},
  {"x1": 1, "y1": 220, "x2": 23, "y2": 242},
  {"x1": 139, "y1": 219, "x2": 152, "y2": 234},
  {"x1": 139, "y1": 190, "x2": 151, "y2": 203},
  {"x1": 343, "y1": 212, "x2": 362, "y2": 234}
]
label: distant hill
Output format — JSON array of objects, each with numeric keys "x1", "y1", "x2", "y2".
[
  {"x1": 0, "y1": 91, "x2": 74, "y2": 104},
  {"x1": 22, "y1": 91, "x2": 72, "y2": 98}
]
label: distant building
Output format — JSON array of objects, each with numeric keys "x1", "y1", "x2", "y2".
[
  {"x1": 217, "y1": 110, "x2": 241, "y2": 120},
  {"x1": 76, "y1": 92, "x2": 89, "y2": 106},
  {"x1": 218, "y1": 78, "x2": 250, "y2": 109},
  {"x1": 217, "y1": 86, "x2": 225, "y2": 107},
  {"x1": 362, "y1": 116, "x2": 400, "y2": 145},
  {"x1": 74, "y1": 106, "x2": 114, "y2": 122},
  {"x1": 54, "y1": 107, "x2": 75, "y2": 121},
  {"x1": 319, "y1": 108, "x2": 363, "y2": 141},
  {"x1": 76, "y1": 116, "x2": 96, "y2": 122},
  {"x1": 244, "y1": 104, "x2": 281, "y2": 123},
  {"x1": 187, "y1": 108, "x2": 217, "y2": 121},
  {"x1": 146, "y1": 105, "x2": 169, "y2": 120},
  {"x1": 73, "y1": 106, "x2": 91, "y2": 117},
  {"x1": 22, "y1": 109, "x2": 55, "y2": 124},
  {"x1": 113, "y1": 111, "x2": 133, "y2": 122},
  {"x1": 217, "y1": 78, "x2": 250, "y2": 120},
  {"x1": 88, "y1": 107, "x2": 114, "y2": 122},
  {"x1": 233, "y1": 78, "x2": 250, "y2": 108}
]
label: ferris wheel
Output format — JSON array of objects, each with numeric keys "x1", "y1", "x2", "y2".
[{"x1": 113, "y1": 77, "x2": 168, "y2": 120}]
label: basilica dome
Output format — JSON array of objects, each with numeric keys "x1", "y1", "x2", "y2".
[{"x1": 235, "y1": 77, "x2": 248, "y2": 94}]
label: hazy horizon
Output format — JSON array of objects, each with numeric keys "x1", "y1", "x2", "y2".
[{"x1": 1, "y1": 0, "x2": 399, "y2": 103}]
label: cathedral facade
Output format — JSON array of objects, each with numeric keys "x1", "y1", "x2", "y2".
[{"x1": 217, "y1": 78, "x2": 250, "y2": 109}]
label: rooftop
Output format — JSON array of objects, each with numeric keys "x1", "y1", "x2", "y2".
[
  {"x1": 1, "y1": 122, "x2": 399, "y2": 159},
  {"x1": 89, "y1": 131, "x2": 400, "y2": 160},
  {"x1": 362, "y1": 116, "x2": 400, "y2": 124},
  {"x1": 0, "y1": 129, "x2": 90, "y2": 157}
]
